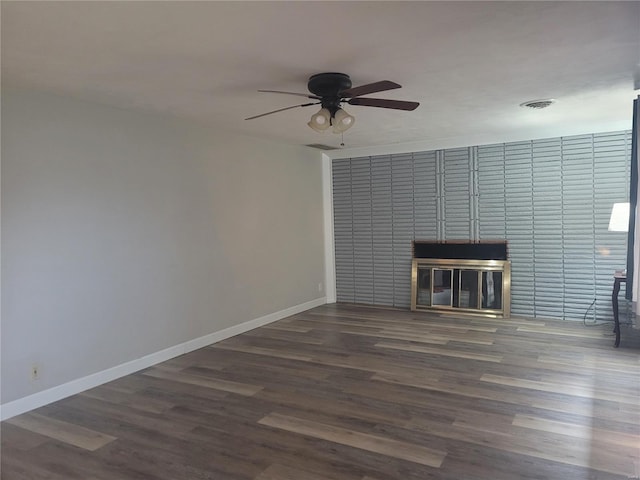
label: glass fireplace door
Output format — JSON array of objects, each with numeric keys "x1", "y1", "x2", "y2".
[{"x1": 432, "y1": 269, "x2": 453, "y2": 306}]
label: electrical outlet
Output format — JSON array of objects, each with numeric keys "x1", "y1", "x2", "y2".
[
  {"x1": 31, "y1": 364, "x2": 40, "y2": 381},
  {"x1": 318, "y1": 282, "x2": 323, "y2": 292}
]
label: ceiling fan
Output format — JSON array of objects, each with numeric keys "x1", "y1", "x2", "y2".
[{"x1": 245, "y1": 72, "x2": 420, "y2": 133}]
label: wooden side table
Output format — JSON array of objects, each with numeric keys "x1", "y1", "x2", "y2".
[{"x1": 612, "y1": 273, "x2": 626, "y2": 348}]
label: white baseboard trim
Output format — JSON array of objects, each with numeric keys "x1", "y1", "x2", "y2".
[{"x1": 0, "y1": 297, "x2": 326, "y2": 421}]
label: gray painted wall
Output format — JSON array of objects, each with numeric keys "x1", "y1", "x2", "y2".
[
  {"x1": 1, "y1": 89, "x2": 325, "y2": 404},
  {"x1": 333, "y1": 131, "x2": 631, "y2": 321}
]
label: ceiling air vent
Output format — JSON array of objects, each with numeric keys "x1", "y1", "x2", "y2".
[
  {"x1": 520, "y1": 99, "x2": 556, "y2": 109},
  {"x1": 305, "y1": 143, "x2": 340, "y2": 150}
]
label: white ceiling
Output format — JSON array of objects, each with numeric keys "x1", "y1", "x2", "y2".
[{"x1": 2, "y1": 1, "x2": 639, "y2": 153}]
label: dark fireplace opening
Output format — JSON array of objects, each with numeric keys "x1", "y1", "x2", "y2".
[{"x1": 413, "y1": 241, "x2": 508, "y2": 260}]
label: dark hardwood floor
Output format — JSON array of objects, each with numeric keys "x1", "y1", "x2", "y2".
[{"x1": 2, "y1": 304, "x2": 639, "y2": 479}]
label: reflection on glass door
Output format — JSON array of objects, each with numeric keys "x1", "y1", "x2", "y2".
[
  {"x1": 458, "y1": 270, "x2": 479, "y2": 308},
  {"x1": 433, "y1": 269, "x2": 453, "y2": 306},
  {"x1": 417, "y1": 267, "x2": 431, "y2": 306},
  {"x1": 481, "y1": 271, "x2": 503, "y2": 309}
]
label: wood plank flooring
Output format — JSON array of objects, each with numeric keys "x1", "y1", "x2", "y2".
[{"x1": 2, "y1": 304, "x2": 639, "y2": 479}]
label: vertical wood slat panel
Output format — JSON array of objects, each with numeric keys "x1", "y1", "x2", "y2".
[
  {"x1": 391, "y1": 154, "x2": 414, "y2": 308},
  {"x1": 593, "y1": 131, "x2": 631, "y2": 321},
  {"x1": 371, "y1": 155, "x2": 394, "y2": 305},
  {"x1": 351, "y1": 157, "x2": 373, "y2": 304},
  {"x1": 562, "y1": 134, "x2": 596, "y2": 321},
  {"x1": 477, "y1": 144, "x2": 506, "y2": 241},
  {"x1": 504, "y1": 141, "x2": 535, "y2": 317},
  {"x1": 443, "y1": 148, "x2": 472, "y2": 240},
  {"x1": 532, "y1": 137, "x2": 564, "y2": 319},
  {"x1": 332, "y1": 160, "x2": 354, "y2": 303},
  {"x1": 413, "y1": 151, "x2": 438, "y2": 240}
]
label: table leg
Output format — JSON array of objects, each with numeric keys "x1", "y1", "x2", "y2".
[{"x1": 612, "y1": 279, "x2": 621, "y2": 348}]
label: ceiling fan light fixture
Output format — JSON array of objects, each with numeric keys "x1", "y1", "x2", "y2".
[
  {"x1": 308, "y1": 108, "x2": 331, "y2": 132},
  {"x1": 332, "y1": 108, "x2": 355, "y2": 133}
]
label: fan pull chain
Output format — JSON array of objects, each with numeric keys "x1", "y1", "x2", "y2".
[{"x1": 340, "y1": 132, "x2": 345, "y2": 147}]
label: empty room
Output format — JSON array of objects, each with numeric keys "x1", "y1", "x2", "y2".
[{"x1": 1, "y1": 2, "x2": 639, "y2": 479}]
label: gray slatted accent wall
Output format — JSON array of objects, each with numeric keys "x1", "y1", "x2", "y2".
[{"x1": 332, "y1": 130, "x2": 631, "y2": 318}]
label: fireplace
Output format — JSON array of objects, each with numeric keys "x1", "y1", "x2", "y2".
[{"x1": 411, "y1": 241, "x2": 511, "y2": 318}]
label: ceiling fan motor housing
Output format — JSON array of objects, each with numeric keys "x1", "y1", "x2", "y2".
[
  {"x1": 308, "y1": 73, "x2": 352, "y2": 96},
  {"x1": 308, "y1": 73, "x2": 352, "y2": 115}
]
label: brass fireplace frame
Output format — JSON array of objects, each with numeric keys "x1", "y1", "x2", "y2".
[{"x1": 411, "y1": 258, "x2": 511, "y2": 318}]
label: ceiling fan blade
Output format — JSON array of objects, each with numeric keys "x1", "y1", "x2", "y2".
[
  {"x1": 258, "y1": 90, "x2": 321, "y2": 100},
  {"x1": 348, "y1": 97, "x2": 419, "y2": 111},
  {"x1": 245, "y1": 102, "x2": 319, "y2": 120},
  {"x1": 340, "y1": 80, "x2": 401, "y2": 98}
]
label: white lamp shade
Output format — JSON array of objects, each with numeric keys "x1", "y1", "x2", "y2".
[
  {"x1": 332, "y1": 108, "x2": 355, "y2": 133},
  {"x1": 608, "y1": 202, "x2": 630, "y2": 232},
  {"x1": 307, "y1": 108, "x2": 331, "y2": 132}
]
